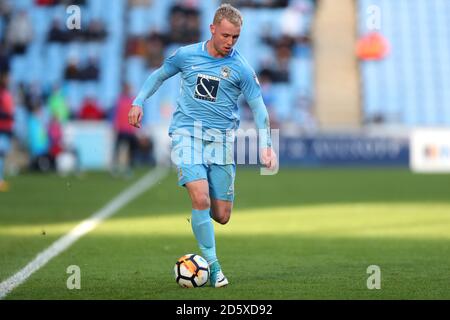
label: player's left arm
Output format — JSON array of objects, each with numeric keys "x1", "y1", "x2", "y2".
[
  {"x1": 240, "y1": 64, "x2": 277, "y2": 170},
  {"x1": 247, "y1": 96, "x2": 277, "y2": 170}
]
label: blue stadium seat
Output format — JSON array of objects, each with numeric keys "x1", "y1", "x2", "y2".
[
  {"x1": 359, "y1": 0, "x2": 450, "y2": 126},
  {"x1": 128, "y1": 7, "x2": 151, "y2": 36},
  {"x1": 271, "y1": 83, "x2": 293, "y2": 122},
  {"x1": 126, "y1": 57, "x2": 147, "y2": 96},
  {"x1": 64, "y1": 81, "x2": 83, "y2": 114}
]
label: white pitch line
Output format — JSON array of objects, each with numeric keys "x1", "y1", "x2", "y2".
[{"x1": 0, "y1": 167, "x2": 169, "y2": 299}]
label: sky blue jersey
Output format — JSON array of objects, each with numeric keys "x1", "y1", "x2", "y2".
[{"x1": 164, "y1": 41, "x2": 262, "y2": 139}]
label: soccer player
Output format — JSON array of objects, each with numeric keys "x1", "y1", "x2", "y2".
[{"x1": 128, "y1": 4, "x2": 277, "y2": 287}]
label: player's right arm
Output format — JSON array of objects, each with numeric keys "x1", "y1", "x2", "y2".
[{"x1": 128, "y1": 48, "x2": 184, "y2": 128}]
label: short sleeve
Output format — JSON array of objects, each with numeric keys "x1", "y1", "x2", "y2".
[{"x1": 240, "y1": 64, "x2": 262, "y2": 102}]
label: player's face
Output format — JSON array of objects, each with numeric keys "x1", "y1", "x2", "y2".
[{"x1": 210, "y1": 18, "x2": 241, "y2": 57}]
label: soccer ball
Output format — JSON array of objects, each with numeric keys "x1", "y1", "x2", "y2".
[{"x1": 174, "y1": 254, "x2": 209, "y2": 288}]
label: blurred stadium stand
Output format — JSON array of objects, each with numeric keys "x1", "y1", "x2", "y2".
[
  {"x1": 1, "y1": 0, "x2": 315, "y2": 125},
  {"x1": 358, "y1": 0, "x2": 450, "y2": 127},
  {"x1": 0, "y1": 0, "x2": 317, "y2": 171},
  {"x1": 1, "y1": 0, "x2": 449, "y2": 172}
]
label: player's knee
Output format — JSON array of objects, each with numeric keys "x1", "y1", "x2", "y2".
[
  {"x1": 217, "y1": 215, "x2": 229, "y2": 225},
  {"x1": 191, "y1": 192, "x2": 210, "y2": 210},
  {"x1": 216, "y1": 208, "x2": 231, "y2": 225}
]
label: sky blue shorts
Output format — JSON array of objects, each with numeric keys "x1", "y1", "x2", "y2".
[
  {"x1": 171, "y1": 134, "x2": 235, "y2": 201},
  {"x1": 176, "y1": 163, "x2": 236, "y2": 202}
]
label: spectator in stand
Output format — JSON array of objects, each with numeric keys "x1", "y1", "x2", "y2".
[
  {"x1": 0, "y1": 0, "x2": 12, "y2": 23},
  {"x1": 78, "y1": 96, "x2": 104, "y2": 120},
  {"x1": 85, "y1": 19, "x2": 107, "y2": 42},
  {"x1": 168, "y1": 5, "x2": 188, "y2": 44},
  {"x1": 145, "y1": 32, "x2": 165, "y2": 69},
  {"x1": 80, "y1": 56, "x2": 100, "y2": 81},
  {"x1": 112, "y1": 83, "x2": 138, "y2": 177},
  {"x1": 22, "y1": 82, "x2": 44, "y2": 114},
  {"x1": 0, "y1": 41, "x2": 11, "y2": 74},
  {"x1": 184, "y1": 7, "x2": 201, "y2": 43},
  {"x1": 167, "y1": 3, "x2": 201, "y2": 44},
  {"x1": 48, "y1": 85, "x2": 70, "y2": 123},
  {"x1": 64, "y1": 57, "x2": 81, "y2": 80},
  {"x1": 272, "y1": 38, "x2": 292, "y2": 82},
  {"x1": 0, "y1": 73, "x2": 14, "y2": 191},
  {"x1": 47, "y1": 115, "x2": 64, "y2": 169},
  {"x1": 27, "y1": 104, "x2": 50, "y2": 172},
  {"x1": 279, "y1": 0, "x2": 313, "y2": 40},
  {"x1": 262, "y1": 35, "x2": 295, "y2": 83},
  {"x1": 36, "y1": 1, "x2": 87, "y2": 8},
  {"x1": 35, "y1": 0, "x2": 58, "y2": 6},
  {"x1": 65, "y1": 56, "x2": 100, "y2": 81},
  {"x1": 125, "y1": 36, "x2": 147, "y2": 57},
  {"x1": 15, "y1": 82, "x2": 28, "y2": 109},
  {"x1": 6, "y1": 10, "x2": 33, "y2": 55},
  {"x1": 356, "y1": 31, "x2": 390, "y2": 61},
  {"x1": 47, "y1": 18, "x2": 69, "y2": 43},
  {"x1": 64, "y1": 0, "x2": 86, "y2": 6}
]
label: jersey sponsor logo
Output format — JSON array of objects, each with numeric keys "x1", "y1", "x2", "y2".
[{"x1": 194, "y1": 74, "x2": 220, "y2": 102}]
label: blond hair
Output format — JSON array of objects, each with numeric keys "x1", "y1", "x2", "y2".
[{"x1": 213, "y1": 3, "x2": 243, "y2": 26}]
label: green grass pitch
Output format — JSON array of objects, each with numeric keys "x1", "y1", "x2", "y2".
[{"x1": 1, "y1": 168, "x2": 450, "y2": 299}]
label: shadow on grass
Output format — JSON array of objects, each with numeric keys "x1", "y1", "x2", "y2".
[
  {"x1": 124, "y1": 168, "x2": 450, "y2": 219},
  {"x1": 6, "y1": 234, "x2": 450, "y2": 300},
  {"x1": 1, "y1": 168, "x2": 450, "y2": 224}
]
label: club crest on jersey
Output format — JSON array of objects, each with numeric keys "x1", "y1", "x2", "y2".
[
  {"x1": 194, "y1": 74, "x2": 220, "y2": 102},
  {"x1": 221, "y1": 66, "x2": 231, "y2": 79},
  {"x1": 253, "y1": 73, "x2": 260, "y2": 86}
]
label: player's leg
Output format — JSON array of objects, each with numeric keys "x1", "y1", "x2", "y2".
[
  {"x1": 206, "y1": 164, "x2": 236, "y2": 287},
  {"x1": 179, "y1": 165, "x2": 221, "y2": 276},
  {"x1": 210, "y1": 199, "x2": 233, "y2": 224},
  {"x1": 207, "y1": 199, "x2": 231, "y2": 288},
  {"x1": 172, "y1": 134, "x2": 217, "y2": 265},
  {"x1": 185, "y1": 179, "x2": 210, "y2": 210},
  {"x1": 209, "y1": 163, "x2": 236, "y2": 224},
  {"x1": 172, "y1": 134, "x2": 228, "y2": 287}
]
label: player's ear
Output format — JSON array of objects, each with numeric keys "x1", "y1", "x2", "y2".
[{"x1": 210, "y1": 23, "x2": 215, "y2": 35}]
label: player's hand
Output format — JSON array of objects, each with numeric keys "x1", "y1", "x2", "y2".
[
  {"x1": 128, "y1": 105, "x2": 143, "y2": 128},
  {"x1": 260, "y1": 147, "x2": 277, "y2": 171}
]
